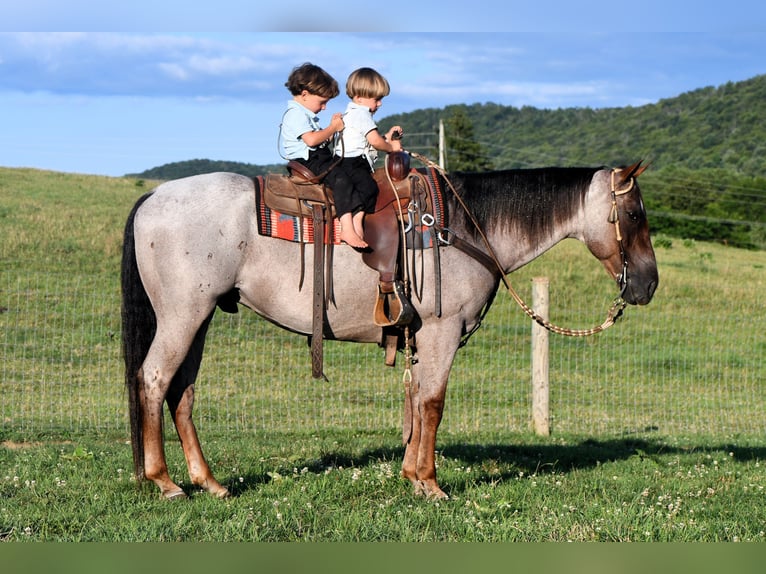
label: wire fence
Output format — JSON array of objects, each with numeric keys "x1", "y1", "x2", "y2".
[{"x1": 2, "y1": 242, "x2": 764, "y2": 440}]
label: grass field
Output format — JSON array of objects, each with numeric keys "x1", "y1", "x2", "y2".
[
  {"x1": 1, "y1": 167, "x2": 766, "y2": 542},
  {"x1": 2, "y1": 430, "x2": 766, "y2": 541}
]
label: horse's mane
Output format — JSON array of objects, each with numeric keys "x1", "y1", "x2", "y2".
[{"x1": 450, "y1": 167, "x2": 602, "y2": 240}]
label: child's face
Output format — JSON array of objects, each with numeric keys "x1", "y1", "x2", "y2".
[
  {"x1": 353, "y1": 95, "x2": 383, "y2": 114},
  {"x1": 297, "y1": 91, "x2": 332, "y2": 114}
]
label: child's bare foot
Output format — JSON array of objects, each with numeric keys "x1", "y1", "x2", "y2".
[
  {"x1": 353, "y1": 220, "x2": 365, "y2": 242},
  {"x1": 339, "y1": 228, "x2": 368, "y2": 249}
]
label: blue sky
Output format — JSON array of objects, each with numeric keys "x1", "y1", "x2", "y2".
[{"x1": 1, "y1": 2, "x2": 765, "y2": 176}]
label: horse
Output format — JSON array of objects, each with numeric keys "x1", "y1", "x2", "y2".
[{"x1": 121, "y1": 160, "x2": 658, "y2": 500}]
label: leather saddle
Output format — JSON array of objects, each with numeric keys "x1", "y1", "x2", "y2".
[
  {"x1": 262, "y1": 152, "x2": 429, "y2": 324},
  {"x1": 259, "y1": 152, "x2": 428, "y2": 375},
  {"x1": 262, "y1": 152, "x2": 429, "y2": 228},
  {"x1": 263, "y1": 161, "x2": 337, "y2": 220}
]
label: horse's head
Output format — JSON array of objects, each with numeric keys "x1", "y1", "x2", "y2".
[{"x1": 586, "y1": 161, "x2": 658, "y2": 305}]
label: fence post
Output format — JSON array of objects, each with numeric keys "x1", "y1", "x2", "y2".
[{"x1": 531, "y1": 277, "x2": 550, "y2": 436}]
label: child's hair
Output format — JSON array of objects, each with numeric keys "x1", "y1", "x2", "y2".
[
  {"x1": 285, "y1": 63, "x2": 340, "y2": 98},
  {"x1": 345, "y1": 67, "x2": 391, "y2": 99}
]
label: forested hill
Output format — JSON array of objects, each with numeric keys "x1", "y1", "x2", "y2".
[
  {"x1": 131, "y1": 74, "x2": 766, "y2": 177},
  {"x1": 381, "y1": 74, "x2": 766, "y2": 174},
  {"x1": 130, "y1": 74, "x2": 766, "y2": 178},
  {"x1": 126, "y1": 158, "x2": 285, "y2": 180},
  {"x1": 380, "y1": 74, "x2": 766, "y2": 250}
]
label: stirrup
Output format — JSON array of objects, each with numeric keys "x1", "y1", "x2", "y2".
[{"x1": 373, "y1": 281, "x2": 415, "y2": 327}]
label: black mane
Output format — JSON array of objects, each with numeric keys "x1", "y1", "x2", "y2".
[{"x1": 450, "y1": 167, "x2": 602, "y2": 240}]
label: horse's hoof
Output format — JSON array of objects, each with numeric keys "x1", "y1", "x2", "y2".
[
  {"x1": 427, "y1": 488, "x2": 449, "y2": 501},
  {"x1": 213, "y1": 487, "x2": 231, "y2": 499},
  {"x1": 196, "y1": 479, "x2": 231, "y2": 499},
  {"x1": 164, "y1": 489, "x2": 188, "y2": 500},
  {"x1": 414, "y1": 480, "x2": 449, "y2": 500}
]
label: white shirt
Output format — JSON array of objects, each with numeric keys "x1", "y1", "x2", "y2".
[{"x1": 338, "y1": 101, "x2": 378, "y2": 169}]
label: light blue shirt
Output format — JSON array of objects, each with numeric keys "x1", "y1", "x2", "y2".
[{"x1": 279, "y1": 100, "x2": 322, "y2": 160}]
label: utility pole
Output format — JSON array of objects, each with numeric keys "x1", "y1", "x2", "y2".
[{"x1": 438, "y1": 119, "x2": 446, "y2": 169}]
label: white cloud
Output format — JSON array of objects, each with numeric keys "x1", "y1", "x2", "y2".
[
  {"x1": 0, "y1": 32, "x2": 295, "y2": 98},
  {"x1": 1, "y1": 31, "x2": 764, "y2": 176}
]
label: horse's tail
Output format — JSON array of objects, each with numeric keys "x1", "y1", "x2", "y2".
[{"x1": 120, "y1": 192, "x2": 155, "y2": 483}]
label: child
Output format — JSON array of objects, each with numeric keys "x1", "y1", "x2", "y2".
[
  {"x1": 279, "y1": 62, "x2": 346, "y2": 179},
  {"x1": 333, "y1": 67, "x2": 403, "y2": 249}
]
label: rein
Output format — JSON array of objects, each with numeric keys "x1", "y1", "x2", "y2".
[{"x1": 408, "y1": 151, "x2": 630, "y2": 337}]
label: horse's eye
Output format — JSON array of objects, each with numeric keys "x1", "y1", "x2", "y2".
[{"x1": 627, "y1": 210, "x2": 640, "y2": 222}]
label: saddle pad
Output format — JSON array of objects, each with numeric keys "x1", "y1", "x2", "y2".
[{"x1": 254, "y1": 176, "x2": 342, "y2": 244}]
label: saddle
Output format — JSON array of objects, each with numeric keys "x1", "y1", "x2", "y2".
[
  {"x1": 263, "y1": 160, "x2": 337, "y2": 220},
  {"x1": 262, "y1": 152, "x2": 429, "y2": 322},
  {"x1": 263, "y1": 153, "x2": 428, "y2": 236},
  {"x1": 259, "y1": 152, "x2": 430, "y2": 375}
]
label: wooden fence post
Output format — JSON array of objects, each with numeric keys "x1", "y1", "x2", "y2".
[{"x1": 531, "y1": 277, "x2": 550, "y2": 436}]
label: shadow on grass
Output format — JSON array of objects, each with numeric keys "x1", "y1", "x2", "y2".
[{"x1": 222, "y1": 434, "x2": 766, "y2": 498}]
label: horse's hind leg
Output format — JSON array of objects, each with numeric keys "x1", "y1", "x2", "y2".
[
  {"x1": 165, "y1": 313, "x2": 230, "y2": 498},
  {"x1": 138, "y1": 336, "x2": 188, "y2": 499},
  {"x1": 166, "y1": 383, "x2": 229, "y2": 498},
  {"x1": 139, "y1": 313, "x2": 215, "y2": 499}
]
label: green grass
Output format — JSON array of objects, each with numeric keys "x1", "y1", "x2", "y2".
[
  {"x1": 1, "y1": 167, "x2": 766, "y2": 541},
  {"x1": 2, "y1": 430, "x2": 766, "y2": 541}
]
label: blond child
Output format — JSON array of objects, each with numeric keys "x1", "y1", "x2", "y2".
[{"x1": 333, "y1": 67, "x2": 403, "y2": 248}]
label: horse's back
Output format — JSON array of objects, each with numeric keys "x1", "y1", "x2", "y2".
[
  {"x1": 138, "y1": 171, "x2": 254, "y2": 231},
  {"x1": 148, "y1": 171, "x2": 254, "y2": 209}
]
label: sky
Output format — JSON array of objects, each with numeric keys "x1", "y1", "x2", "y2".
[{"x1": 1, "y1": 2, "x2": 765, "y2": 177}]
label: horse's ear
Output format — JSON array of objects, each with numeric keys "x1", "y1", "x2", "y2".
[
  {"x1": 620, "y1": 160, "x2": 649, "y2": 183},
  {"x1": 633, "y1": 160, "x2": 651, "y2": 179}
]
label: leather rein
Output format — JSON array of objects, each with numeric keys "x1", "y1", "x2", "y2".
[{"x1": 407, "y1": 151, "x2": 631, "y2": 338}]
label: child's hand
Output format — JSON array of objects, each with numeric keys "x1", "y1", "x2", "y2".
[
  {"x1": 387, "y1": 127, "x2": 403, "y2": 151},
  {"x1": 330, "y1": 113, "x2": 345, "y2": 132},
  {"x1": 386, "y1": 126, "x2": 403, "y2": 141}
]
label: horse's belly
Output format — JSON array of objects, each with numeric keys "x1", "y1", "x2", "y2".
[{"x1": 236, "y1": 240, "x2": 382, "y2": 342}]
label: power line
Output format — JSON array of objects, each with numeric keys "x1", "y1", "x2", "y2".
[
  {"x1": 399, "y1": 129, "x2": 766, "y2": 221},
  {"x1": 647, "y1": 210, "x2": 766, "y2": 228}
]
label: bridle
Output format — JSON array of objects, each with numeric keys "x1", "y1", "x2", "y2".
[{"x1": 609, "y1": 168, "x2": 636, "y2": 300}]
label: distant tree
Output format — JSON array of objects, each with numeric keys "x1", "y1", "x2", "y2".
[{"x1": 444, "y1": 108, "x2": 493, "y2": 172}]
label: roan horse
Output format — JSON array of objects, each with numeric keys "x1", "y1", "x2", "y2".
[{"x1": 121, "y1": 160, "x2": 658, "y2": 500}]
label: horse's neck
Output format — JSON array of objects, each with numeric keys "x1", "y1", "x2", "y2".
[
  {"x1": 448, "y1": 169, "x2": 593, "y2": 275},
  {"x1": 469, "y1": 199, "x2": 581, "y2": 274},
  {"x1": 497, "y1": 223, "x2": 576, "y2": 274}
]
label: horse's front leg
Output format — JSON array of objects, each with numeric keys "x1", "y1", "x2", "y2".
[
  {"x1": 401, "y1": 327, "x2": 458, "y2": 500},
  {"x1": 402, "y1": 381, "x2": 448, "y2": 500}
]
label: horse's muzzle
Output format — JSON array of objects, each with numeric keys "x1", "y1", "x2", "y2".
[{"x1": 623, "y1": 274, "x2": 658, "y2": 306}]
